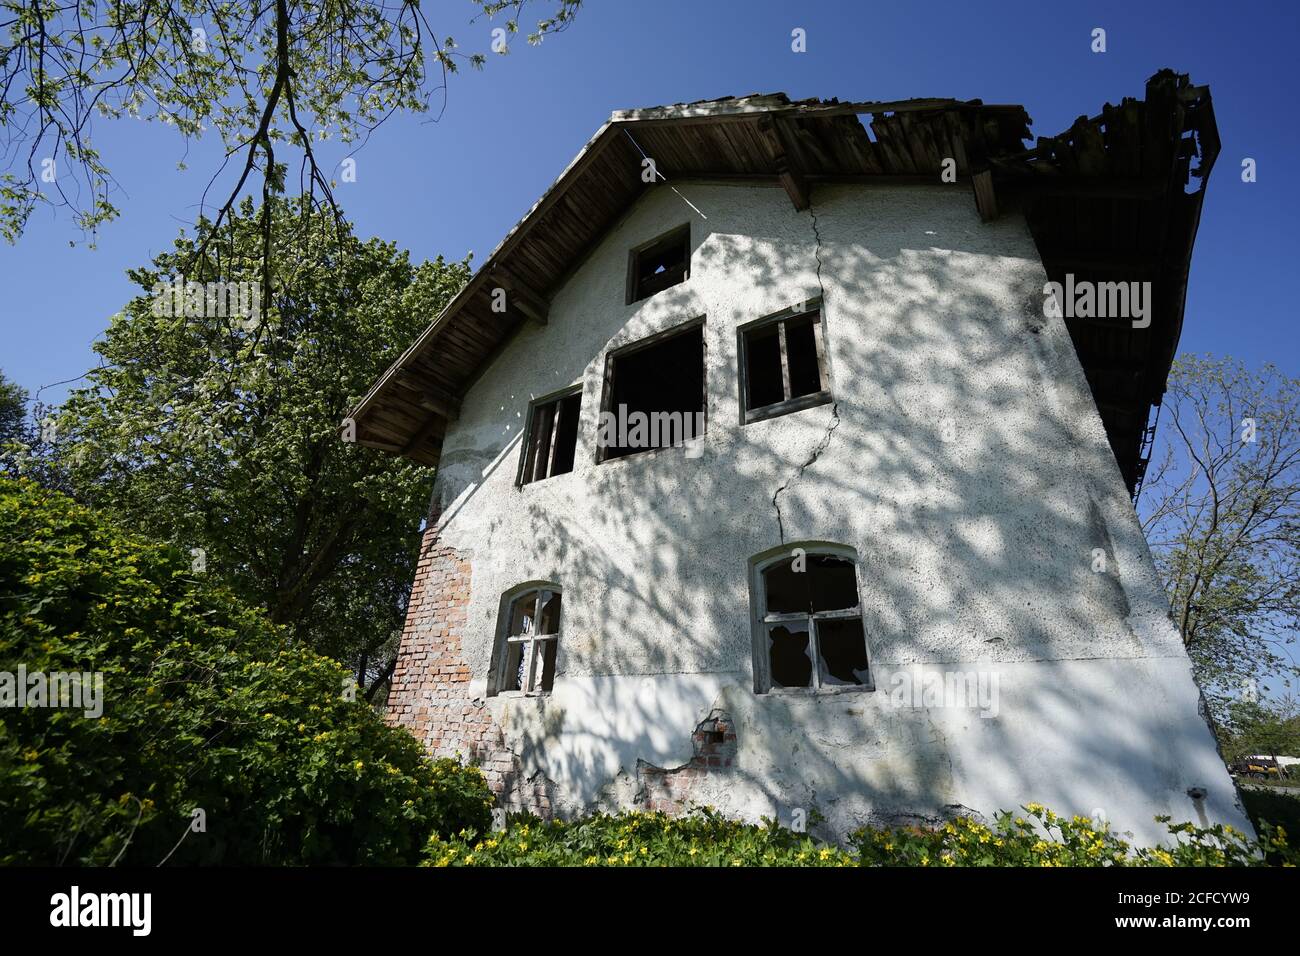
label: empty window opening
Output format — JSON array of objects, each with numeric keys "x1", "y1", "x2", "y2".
[
  {"x1": 493, "y1": 587, "x2": 561, "y2": 696},
  {"x1": 628, "y1": 225, "x2": 690, "y2": 303},
  {"x1": 741, "y1": 310, "x2": 830, "y2": 422},
  {"x1": 598, "y1": 323, "x2": 706, "y2": 462},
  {"x1": 519, "y1": 389, "x2": 581, "y2": 485},
  {"x1": 757, "y1": 551, "x2": 871, "y2": 692}
]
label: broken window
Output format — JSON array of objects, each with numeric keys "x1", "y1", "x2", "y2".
[
  {"x1": 740, "y1": 308, "x2": 831, "y2": 422},
  {"x1": 493, "y1": 586, "x2": 561, "y2": 696},
  {"x1": 627, "y1": 224, "x2": 690, "y2": 303},
  {"x1": 518, "y1": 388, "x2": 581, "y2": 485},
  {"x1": 756, "y1": 550, "x2": 871, "y2": 692},
  {"x1": 598, "y1": 321, "x2": 706, "y2": 462}
]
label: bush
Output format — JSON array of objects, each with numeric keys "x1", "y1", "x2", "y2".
[
  {"x1": 424, "y1": 804, "x2": 1297, "y2": 867},
  {"x1": 0, "y1": 478, "x2": 491, "y2": 865},
  {"x1": 851, "y1": 803, "x2": 1294, "y2": 867},
  {"x1": 423, "y1": 808, "x2": 859, "y2": 867}
]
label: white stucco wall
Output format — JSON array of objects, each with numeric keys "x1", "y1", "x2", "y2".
[{"x1": 426, "y1": 180, "x2": 1249, "y2": 845}]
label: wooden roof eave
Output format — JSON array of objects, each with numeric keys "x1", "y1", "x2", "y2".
[{"x1": 344, "y1": 118, "x2": 622, "y2": 442}]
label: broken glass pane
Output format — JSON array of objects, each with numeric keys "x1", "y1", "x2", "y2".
[
  {"x1": 763, "y1": 558, "x2": 805, "y2": 613},
  {"x1": 509, "y1": 592, "x2": 538, "y2": 636},
  {"x1": 817, "y1": 618, "x2": 870, "y2": 686},
  {"x1": 537, "y1": 591, "x2": 562, "y2": 636},
  {"x1": 538, "y1": 637, "x2": 558, "y2": 691},
  {"x1": 504, "y1": 641, "x2": 525, "y2": 692},
  {"x1": 808, "y1": 555, "x2": 858, "y2": 611},
  {"x1": 768, "y1": 625, "x2": 813, "y2": 688}
]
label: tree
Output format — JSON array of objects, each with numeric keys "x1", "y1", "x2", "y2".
[
  {"x1": 0, "y1": 369, "x2": 25, "y2": 447},
  {"x1": 1, "y1": 0, "x2": 582, "y2": 265},
  {"x1": 1139, "y1": 355, "x2": 1300, "y2": 717},
  {"x1": 0, "y1": 477, "x2": 492, "y2": 865},
  {"x1": 1219, "y1": 694, "x2": 1300, "y2": 763},
  {"x1": 54, "y1": 197, "x2": 467, "y2": 698}
]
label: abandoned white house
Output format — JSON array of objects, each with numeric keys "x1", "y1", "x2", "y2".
[{"x1": 348, "y1": 70, "x2": 1250, "y2": 843}]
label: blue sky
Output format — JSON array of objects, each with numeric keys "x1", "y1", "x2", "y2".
[{"x1": 2, "y1": 0, "x2": 1296, "y2": 408}]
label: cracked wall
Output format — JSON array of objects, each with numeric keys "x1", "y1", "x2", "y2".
[{"x1": 387, "y1": 181, "x2": 1250, "y2": 844}]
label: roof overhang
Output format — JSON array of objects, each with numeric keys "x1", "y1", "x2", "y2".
[{"x1": 346, "y1": 70, "x2": 1218, "y2": 494}]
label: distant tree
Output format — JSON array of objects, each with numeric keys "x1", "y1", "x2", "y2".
[
  {"x1": 54, "y1": 198, "x2": 467, "y2": 698},
  {"x1": 0, "y1": 369, "x2": 25, "y2": 446},
  {"x1": 1219, "y1": 695, "x2": 1300, "y2": 762},
  {"x1": 1139, "y1": 355, "x2": 1300, "y2": 717}
]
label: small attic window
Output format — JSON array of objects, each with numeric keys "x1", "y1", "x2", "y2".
[
  {"x1": 627, "y1": 224, "x2": 690, "y2": 304},
  {"x1": 518, "y1": 388, "x2": 581, "y2": 485}
]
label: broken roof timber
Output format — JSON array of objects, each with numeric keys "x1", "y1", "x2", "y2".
[{"x1": 346, "y1": 70, "x2": 1218, "y2": 495}]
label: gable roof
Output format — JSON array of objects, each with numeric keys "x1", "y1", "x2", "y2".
[{"x1": 347, "y1": 69, "x2": 1218, "y2": 495}]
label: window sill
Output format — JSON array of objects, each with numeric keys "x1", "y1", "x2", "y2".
[
  {"x1": 743, "y1": 390, "x2": 832, "y2": 425},
  {"x1": 597, "y1": 437, "x2": 705, "y2": 466},
  {"x1": 762, "y1": 683, "x2": 875, "y2": 697},
  {"x1": 490, "y1": 690, "x2": 554, "y2": 700}
]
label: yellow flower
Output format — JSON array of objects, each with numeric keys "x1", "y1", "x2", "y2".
[
  {"x1": 819, "y1": 849, "x2": 831, "y2": 861},
  {"x1": 584, "y1": 856, "x2": 598, "y2": 865}
]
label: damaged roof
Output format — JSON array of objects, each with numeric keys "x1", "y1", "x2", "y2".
[{"x1": 346, "y1": 69, "x2": 1219, "y2": 495}]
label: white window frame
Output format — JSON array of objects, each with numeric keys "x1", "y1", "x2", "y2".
[
  {"x1": 492, "y1": 585, "x2": 562, "y2": 697},
  {"x1": 749, "y1": 545, "x2": 874, "y2": 695}
]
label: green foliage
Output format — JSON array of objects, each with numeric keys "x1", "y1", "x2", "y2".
[
  {"x1": 1139, "y1": 355, "x2": 1300, "y2": 716},
  {"x1": 1220, "y1": 696, "x2": 1300, "y2": 761},
  {"x1": 0, "y1": 370, "x2": 25, "y2": 447},
  {"x1": 52, "y1": 198, "x2": 467, "y2": 690},
  {"x1": 0, "y1": 477, "x2": 491, "y2": 865},
  {"x1": 423, "y1": 804, "x2": 1297, "y2": 867},
  {"x1": 1241, "y1": 788, "x2": 1300, "y2": 861},
  {"x1": 851, "y1": 803, "x2": 1294, "y2": 867},
  {"x1": 1, "y1": 0, "x2": 584, "y2": 243},
  {"x1": 423, "y1": 808, "x2": 859, "y2": 867}
]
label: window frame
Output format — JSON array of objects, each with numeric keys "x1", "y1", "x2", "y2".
[
  {"x1": 595, "y1": 316, "x2": 708, "y2": 465},
  {"x1": 626, "y1": 223, "x2": 691, "y2": 304},
  {"x1": 490, "y1": 584, "x2": 562, "y2": 698},
  {"x1": 749, "y1": 544, "x2": 875, "y2": 695},
  {"x1": 737, "y1": 300, "x2": 832, "y2": 425},
  {"x1": 516, "y1": 385, "x2": 583, "y2": 487}
]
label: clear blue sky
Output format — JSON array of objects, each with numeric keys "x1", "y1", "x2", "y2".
[{"x1": 2, "y1": 0, "x2": 1296, "y2": 406}]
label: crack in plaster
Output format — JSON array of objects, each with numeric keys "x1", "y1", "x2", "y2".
[{"x1": 772, "y1": 202, "x2": 838, "y2": 543}]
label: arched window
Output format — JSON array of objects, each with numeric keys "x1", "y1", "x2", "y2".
[
  {"x1": 752, "y1": 547, "x2": 872, "y2": 693},
  {"x1": 491, "y1": 585, "x2": 562, "y2": 696}
]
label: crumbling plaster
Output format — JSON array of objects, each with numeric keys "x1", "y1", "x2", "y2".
[{"x1": 418, "y1": 180, "x2": 1249, "y2": 844}]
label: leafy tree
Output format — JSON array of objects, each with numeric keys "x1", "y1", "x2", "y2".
[
  {"x1": 1139, "y1": 355, "x2": 1300, "y2": 716},
  {"x1": 53, "y1": 198, "x2": 466, "y2": 696},
  {"x1": 0, "y1": 369, "x2": 25, "y2": 447},
  {"x1": 1219, "y1": 695, "x2": 1300, "y2": 762},
  {"x1": 0, "y1": 477, "x2": 492, "y2": 865},
  {"x1": 1, "y1": 0, "x2": 583, "y2": 256}
]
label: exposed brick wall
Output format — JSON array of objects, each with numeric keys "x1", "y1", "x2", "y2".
[
  {"x1": 638, "y1": 711, "x2": 737, "y2": 813},
  {"x1": 386, "y1": 517, "x2": 553, "y2": 815}
]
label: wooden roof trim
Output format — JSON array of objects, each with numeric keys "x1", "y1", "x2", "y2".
[
  {"x1": 610, "y1": 95, "x2": 1020, "y2": 126},
  {"x1": 347, "y1": 119, "x2": 619, "y2": 431}
]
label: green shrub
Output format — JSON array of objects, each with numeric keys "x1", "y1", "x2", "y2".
[
  {"x1": 0, "y1": 478, "x2": 491, "y2": 865},
  {"x1": 1241, "y1": 787, "x2": 1300, "y2": 862},
  {"x1": 424, "y1": 803, "x2": 1296, "y2": 867},
  {"x1": 423, "y1": 808, "x2": 858, "y2": 867},
  {"x1": 851, "y1": 803, "x2": 1294, "y2": 867}
]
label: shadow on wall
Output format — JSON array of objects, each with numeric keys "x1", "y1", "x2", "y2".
[{"x1": 430, "y1": 185, "x2": 1229, "y2": 838}]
